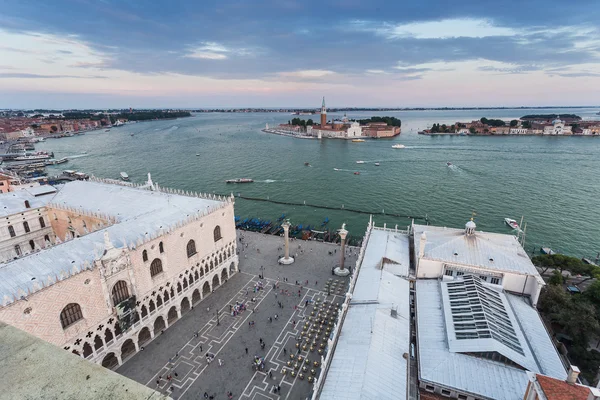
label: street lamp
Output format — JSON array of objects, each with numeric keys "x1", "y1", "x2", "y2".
[
  {"x1": 216, "y1": 309, "x2": 220, "y2": 326},
  {"x1": 260, "y1": 265, "x2": 265, "y2": 279}
]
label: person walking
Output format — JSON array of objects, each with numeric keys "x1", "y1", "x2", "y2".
[{"x1": 245, "y1": 347, "x2": 248, "y2": 355}]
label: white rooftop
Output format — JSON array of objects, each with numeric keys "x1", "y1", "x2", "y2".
[
  {"x1": 413, "y1": 224, "x2": 538, "y2": 276},
  {"x1": 0, "y1": 180, "x2": 225, "y2": 305},
  {"x1": 0, "y1": 186, "x2": 56, "y2": 217},
  {"x1": 320, "y1": 228, "x2": 411, "y2": 400},
  {"x1": 417, "y1": 279, "x2": 566, "y2": 400}
]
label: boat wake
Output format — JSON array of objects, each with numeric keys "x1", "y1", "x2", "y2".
[
  {"x1": 66, "y1": 153, "x2": 89, "y2": 159},
  {"x1": 261, "y1": 179, "x2": 277, "y2": 183}
]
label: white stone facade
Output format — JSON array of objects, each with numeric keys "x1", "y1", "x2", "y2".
[
  {"x1": 0, "y1": 206, "x2": 54, "y2": 262},
  {"x1": 0, "y1": 180, "x2": 239, "y2": 370}
]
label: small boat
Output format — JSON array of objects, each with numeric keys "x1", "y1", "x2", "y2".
[
  {"x1": 333, "y1": 168, "x2": 339, "y2": 171},
  {"x1": 541, "y1": 247, "x2": 556, "y2": 255},
  {"x1": 226, "y1": 178, "x2": 254, "y2": 184},
  {"x1": 352, "y1": 139, "x2": 365, "y2": 143},
  {"x1": 374, "y1": 162, "x2": 380, "y2": 166},
  {"x1": 196, "y1": 154, "x2": 200, "y2": 156},
  {"x1": 45, "y1": 157, "x2": 68, "y2": 165},
  {"x1": 582, "y1": 258, "x2": 599, "y2": 267},
  {"x1": 120, "y1": 172, "x2": 129, "y2": 181},
  {"x1": 105, "y1": 129, "x2": 110, "y2": 132},
  {"x1": 304, "y1": 162, "x2": 311, "y2": 166},
  {"x1": 504, "y1": 218, "x2": 520, "y2": 230},
  {"x1": 131, "y1": 133, "x2": 134, "y2": 136},
  {"x1": 354, "y1": 171, "x2": 360, "y2": 175},
  {"x1": 356, "y1": 161, "x2": 365, "y2": 164},
  {"x1": 392, "y1": 144, "x2": 405, "y2": 149},
  {"x1": 447, "y1": 162, "x2": 453, "y2": 167}
]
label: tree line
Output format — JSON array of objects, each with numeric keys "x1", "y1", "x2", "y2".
[
  {"x1": 535, "y1": 254, "x2": 600, "y2": 382},
  {"x1": 358, "y1": 116, "x2": 401, "y2": 127}
]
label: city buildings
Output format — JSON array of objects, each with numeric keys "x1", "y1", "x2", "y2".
[
  {"x1": 317, "y1": 219, "x2": 569, "y2": 400},
  {"x1": 0, "y1": 177, "x2": 238, "y2": 369}
]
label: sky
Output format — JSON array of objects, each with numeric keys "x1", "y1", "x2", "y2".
[{"x1": 0, "y1": 0, "x2": 599, "y2": 108}]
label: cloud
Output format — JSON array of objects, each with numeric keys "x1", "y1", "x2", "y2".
[
  {"x1": 0, "y1": 72, "x2": 108, "y2": 79},
  {"x1": 278, "y1": 70, "x2": 336, "y2": 79},
  {"x1": 353, "y1": 18, "x2": 517, "y2": 39}
]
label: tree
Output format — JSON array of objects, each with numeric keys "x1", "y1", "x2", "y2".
[
  {"x1": 469, "y1": 127, "x2": 476, "y2": 134},
  {"x1": 441, "y1": 124, "x2": 447, "y2": 132},
  {"x1": 480, "y1": 117, "x2": 488, "y2": 125},
  {"x1": 306, "y1": 119, "x2": 314, "y2": 126},
  {"x1": 50, "y1": 125, "x2": 58, "y2": 132},
  {"x1": 510, "y1": 120, "x2": 519, "y2": 127},
  {"x1": 548, "y1": 270, "x2": 564, "y2": 285},
  {"x1": 522, "y1": 120, "x2": 531, "y2": 129}
]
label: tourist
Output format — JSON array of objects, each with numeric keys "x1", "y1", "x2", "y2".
[
  {"x1": 245, "y1": 347, "x2": 248, "y2": 355},
  {"x1": 218, "y1": 358, "x2": 223, "y2": 367},
  {"x1": 277, "y1": 384, "x2": 281, "y2": 393},
  {"x1": 283, "y1": 348, "x2": 286, "y2": 355},
  {"x1": 204, "y1": 392, "x2": 209, "y2": 399}
]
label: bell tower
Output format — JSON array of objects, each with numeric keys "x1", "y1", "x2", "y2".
[{"x1": 320, "y1": 96, "x2": 327, "y2": 127}]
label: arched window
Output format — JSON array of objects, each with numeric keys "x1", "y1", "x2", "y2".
[
  {"x1": 142, "y1": 250, "x2": 148, "y2": 262},
  {"x1": 8, "y1": 225, "x2": 15, "y2": 238},
  {"x1": 23, "y1": 221, "x2": 30, "y2": 233},
  {"x1": 213, "y1": 226, "x2": 222, "y2": 242},
  {"x1": 150, "y1": 258, "x2": 163, "y2": 277},
  {"x1": 44, "y1": 235, "x2": 50, "y2": 242},
  {"x1": 112, "y1": 281, "x2": 130, "y2": 305},
  {"x1": 159, "y1": 242, "x2": 164, "y2": 253},
  {"x1": 14, "y1": 245, "x2": 21, "y2": 256},
  {"x1": 60, "y1": 303, "x2": 83, "y2": 329},
  {"x1": 29, "y1": 240, "x2": 35, "y2": 250},
  {"x1": 39, "y1": 217, "x2": 46, "y2": 228},
  {"x1": 186, "y1": 240, "x2": 196, "y2": 258}
]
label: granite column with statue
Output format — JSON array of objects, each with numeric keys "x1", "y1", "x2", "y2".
[
  {"x1": 279, "y1": 220, "x2": 295, "y2": 265},
  {"x1": 334, "y1": 224, "x2": 350, "y2": 276}
]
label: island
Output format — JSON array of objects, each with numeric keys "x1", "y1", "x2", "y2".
[{"x1": 419, "y1": 115, "x2": 600, "y2": 136}]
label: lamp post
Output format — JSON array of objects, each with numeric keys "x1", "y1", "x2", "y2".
[
  {"x1": 334, "y1": 224, "x2": 350, "y2": 277},
  {"x1": 278, "y1": 220, "x2": 295, "y2": 265},
  {"x1": 260, "y1": 265, "x2": 265, "y2": 279},
  {"x1": 216, "y1": 309, "x2": 220, "y2": 326}
]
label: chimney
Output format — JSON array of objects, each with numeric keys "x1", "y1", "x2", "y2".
[
  {"x1": 567, "y1": 365, "x2": 581, "y2": 384},
  {"x1": 24, "y1": 200, "x2": 30, "y2": 208}
]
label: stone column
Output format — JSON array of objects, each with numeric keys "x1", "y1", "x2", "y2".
[
  {"x1": 278, "y1": 220, "x2": 295, "y2": 265},
  {"x1": 334, "y1": 225, "x2": 350, "y2": 276}
]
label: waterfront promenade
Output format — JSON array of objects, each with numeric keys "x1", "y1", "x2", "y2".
[
  {"x1": 261, "y1": 128, "x2": 317, "y2": 140},
  {"x1": 117, "y1": 231, "x2": 358, "y2": 400}
]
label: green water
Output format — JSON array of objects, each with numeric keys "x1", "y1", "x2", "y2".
[{"x1": 37, "y1": 108, "x2": 600, "y2": 258}]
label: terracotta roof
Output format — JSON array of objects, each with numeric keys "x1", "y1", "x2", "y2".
[{"x1": 536, "y1": 374, "x2": 591, "y2": 400}]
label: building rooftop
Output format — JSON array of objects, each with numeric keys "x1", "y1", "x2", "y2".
[
  {"x1": 0, "y1": 186, "x2": 55, "y2": 217},
  {"x1": 533, "y1": 373, "x2": 595, "y2": 400},
  {"x1": 320, "y1": 228, "x2": 411, "y2": 400},
  {"x1": 0, "y1": 179, "x2": 227, "y2": 305},
  {"x1": 0, "y1": 321, "x2": 169, "y2": 399},
  {"x1": 413, "y1": 224, "x2": 539, "y2": 276},
  {"x1": 416, "y1": 279, "x2": 566, "y2": 400}
]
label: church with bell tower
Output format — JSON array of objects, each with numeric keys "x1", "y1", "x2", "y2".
[{"x1": 320, "y1": 96, "x2": 327, "y2": 127}]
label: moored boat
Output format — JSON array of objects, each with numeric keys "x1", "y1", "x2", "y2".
[
  {"x1": 541, "y1": 247, "x2": 556, "y2": 255},
  {"x1": 13, "y1": 154, "x2": 51, "y2": 161},
  {"x1": 504, "y1": 218, "x2": 520, "y2": 230},
  {"x1": 120, "y1": 172, "x2": 129, "y2": 181},
  {"x1": 226, "y1": 178, "x2": 254, "y2": 183},
  {"x1": 352, "y1": 139, "x2": 365, "y2": 143}
]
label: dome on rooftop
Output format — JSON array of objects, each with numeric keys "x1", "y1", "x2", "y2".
[{"x1": 465, "y1": 220, "x2": 476, "y2": 229}]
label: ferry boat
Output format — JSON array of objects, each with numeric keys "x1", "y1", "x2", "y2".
[
  {"x1": 13, "y1": 154, "x2": 51, "y2": 161},
  {"x1": 504, "y1": 218, "x2": 520, "y2": 230},
  {"x1": 226, "y1": 178, "x2": 254, "y2": 184},
  {"x1": 120, "y1": 172, "x2": 129, "y2": 181},
  {"x1": 45, "y1": 157, "x2": 68, "y2": 165},
  {"x1": 392, "y1": 144, "x2": 406, "y2": 149},
  {"x1": 352, "y1": 139, "x2": 365, "y2": 143},
  {"x1": 356, "y1": 161, "x2": 365, "y2": 164}
]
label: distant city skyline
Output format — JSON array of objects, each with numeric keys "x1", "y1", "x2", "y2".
[{"x1": 1, "y1": 0, "x2": 599, "y2": 108}]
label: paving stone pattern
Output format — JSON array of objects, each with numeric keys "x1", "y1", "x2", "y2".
[{"x1": 117, "y1": 231, "x2": 358, "y2": 400}]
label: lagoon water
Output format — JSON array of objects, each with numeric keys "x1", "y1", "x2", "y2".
[{"x1": 38, "y1": 107, "x2": 600, "y2": 258}]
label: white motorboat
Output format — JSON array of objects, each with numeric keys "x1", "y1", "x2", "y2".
[
  {"x1": 504, "y1": 218, "x2": 520, "y2": 230},
  {"x1": 392, "y1": 144, "x2": 405, "y2": 149},
  {"x1": 356, "y1": 161, "x2": 365, "y2": 164},
  {"x1": 333, "y1": 168, "x2": 339, "y2": 171},
  {"x1": 374, "y1": 162, "x2": 380, "y2": 166},
  {"x1": 120, "y1": 172, "x2": 129, "y2": 181}
]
